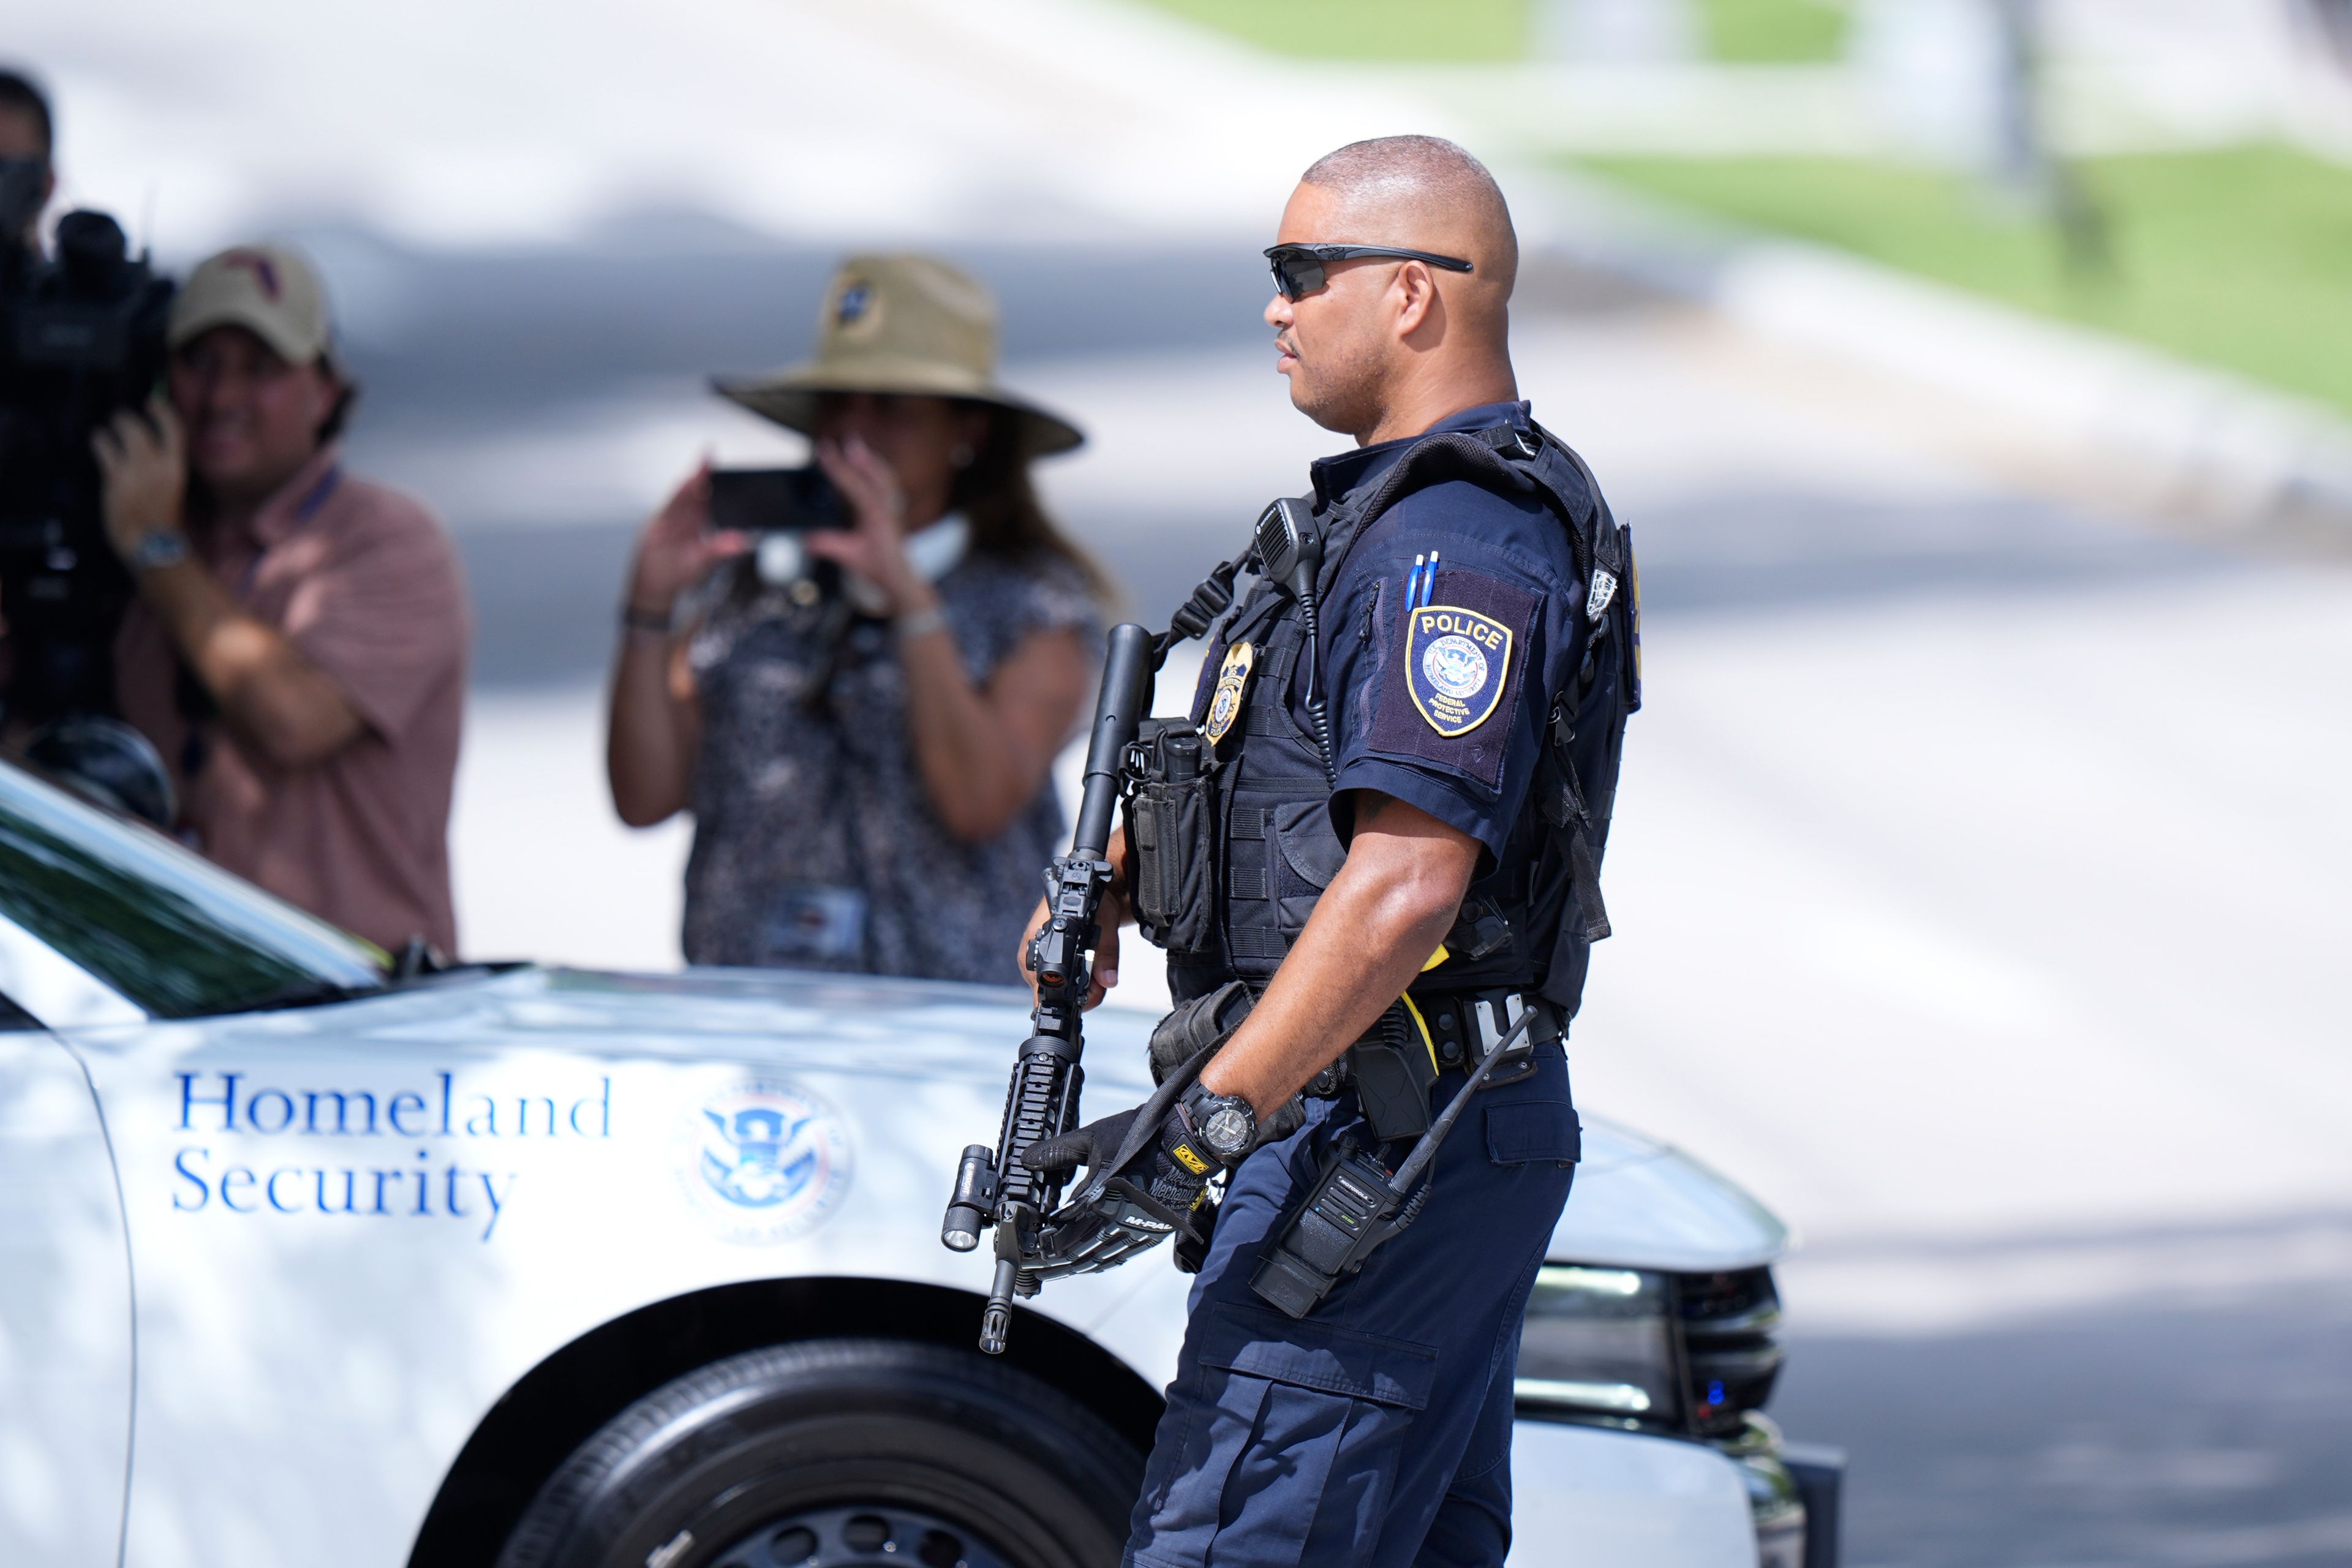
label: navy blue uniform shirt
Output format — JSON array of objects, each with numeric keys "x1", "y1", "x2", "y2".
[{"x1": 1303, "y1": 400, "x2": 1587, "y2": 865}]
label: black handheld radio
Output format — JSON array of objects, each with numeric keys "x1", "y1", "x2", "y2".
[{"x1": 1253, "y1": 1001, "x2": 1546, "y2": 1317}]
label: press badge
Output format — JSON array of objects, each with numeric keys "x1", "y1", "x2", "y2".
[
  {"x1": 1203, "y1": 641, "x2": 1255, "y2": 746},
  {"x1": 765, "y1": 883, "x2": 867, "y2": 962}
]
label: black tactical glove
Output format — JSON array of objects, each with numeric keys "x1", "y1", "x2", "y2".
[{"x1": 1022, "y1": 1099, "x2": 1217, "y2": 1226}]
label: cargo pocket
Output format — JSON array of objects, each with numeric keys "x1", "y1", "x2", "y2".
[
  {"x1": 1196, "y1": 1300, "x2": 1439, "y2": 1410},
  {"x1": 1129, "y1": 774, "x2": 1216, "y2": 956},
  {"x1": 1271, "y1": 801, "x2": 1347, "y2": 938},
  {"x1": 1130, "y1": 1302, "x2": 1440, "y2": 1562},
  {"x1": 1484, "y1": 1100, "x2": 1580, "y2": 1166}
]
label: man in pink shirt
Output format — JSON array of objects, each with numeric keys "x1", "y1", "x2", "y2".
[{"x1": 91, "y1": 244, "x2": 469, "y2": 957}]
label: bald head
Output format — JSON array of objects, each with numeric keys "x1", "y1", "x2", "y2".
[
  {"x1": 1265, "y1": 136, "x2": 1521, "y2": 443},
  {"x1": 1300, "y1": 136, "x2": 1518, "y2": 303}
]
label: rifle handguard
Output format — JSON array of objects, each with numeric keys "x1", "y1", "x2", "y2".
[{"x1": 943, "y1": 623, "x2": 1160, "y2": 1355}]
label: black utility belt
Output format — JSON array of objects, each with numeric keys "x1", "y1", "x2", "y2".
[
  {"x1": 1308, "y1": 988, "x2": 1559, "y2": 1144},
  {"x1": 1409, "y1": 987, "x2": 1558, "y2": 1079}
]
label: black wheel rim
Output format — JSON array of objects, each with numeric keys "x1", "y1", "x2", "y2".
[{"x1": 703, "y1": 1504, "x2": 1014, "y2": 1568}]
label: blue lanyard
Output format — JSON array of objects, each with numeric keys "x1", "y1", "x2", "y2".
[{"x1": 233, "y1": 464, "x2": 342, "y2": 601}]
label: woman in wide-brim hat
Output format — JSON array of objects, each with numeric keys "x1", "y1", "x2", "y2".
[{"x1": 606, "y1": 254, "x2": 1110, "y2": 984}]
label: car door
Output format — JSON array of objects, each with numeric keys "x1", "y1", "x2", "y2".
[{"x1": 0, "y1": 910, "x2": 136, "y2": 1568}]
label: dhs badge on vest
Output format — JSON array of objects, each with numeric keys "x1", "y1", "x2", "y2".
[
  {"x1": 1204, "y1": 640, "x2": 1255, "y2": 747},
  {"x1": 1407, "y1": 606, "x2": 1511, "y2": 737}
]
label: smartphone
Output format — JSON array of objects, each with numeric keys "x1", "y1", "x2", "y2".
[{"x1": 707, "y1": 466, "x2": 849, "y2": 535}]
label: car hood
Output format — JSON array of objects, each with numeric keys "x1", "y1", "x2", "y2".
[
  {"x1": 220, "y1": 963, "x2": 1166, "y2": 1095},
  {"x1": 208, "y1": 965, "x2": 1788, "y2": 1273},
  {"x1": 1553, "y1": 1115, "x2": 1789, "y2": 1274}
]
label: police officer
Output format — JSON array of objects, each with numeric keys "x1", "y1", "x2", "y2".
[{"x1": 1019, "y1": 134, "x2": 1638, "y2": 1567}]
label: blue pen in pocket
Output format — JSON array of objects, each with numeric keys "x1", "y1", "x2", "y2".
[
  {"x1": 1408, "y1": 554, "x2": 1425, "y2": 614},
  {"x1": 1420, "y1": 549, "x2": 1441, "y2": 607}
]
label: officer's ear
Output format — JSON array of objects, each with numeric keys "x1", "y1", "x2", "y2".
[{"x1": 1392, "y1": 260, "x2": 1443, "y2": 342}]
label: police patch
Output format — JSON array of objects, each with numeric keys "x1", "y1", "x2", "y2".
[
  {"x1": 1406, "y1": 606, "x2": 1511, "y2": 737},
  {"x1": 1368, "y1": 565, "x2": 1536, "y2": 790},
  {"x1": 1203, "y1": 640, "x2": 1254, "y2": 746}
]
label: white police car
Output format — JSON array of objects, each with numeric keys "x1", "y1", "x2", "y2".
[{"x1": 0, "y1": 756, "x2": 1836, "y2": 1568}]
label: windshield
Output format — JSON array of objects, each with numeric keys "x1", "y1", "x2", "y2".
[{"x1": 0, "y1": 761, "x2": 386, "y2": 1018}]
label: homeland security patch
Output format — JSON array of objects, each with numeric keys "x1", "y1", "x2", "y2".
[
  {"x1": 1370, "y1": 566, "x2": 1536, "y2": 790},
  {"x1": 1408, "y1": 607, "x2": 1511, "y2": 737}
]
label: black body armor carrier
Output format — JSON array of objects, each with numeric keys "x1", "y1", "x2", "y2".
[{"x1": 1128, "y1": 421, "x2": 1640, "y2": 1039}]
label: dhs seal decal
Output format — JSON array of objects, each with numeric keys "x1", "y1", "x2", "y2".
[
  {"x1": 675, "y1": 1080, "x2": 852, "y2": 1243},
  {"x1": 1406, "y1": 606, "x2": 1510, "y2": 737}
]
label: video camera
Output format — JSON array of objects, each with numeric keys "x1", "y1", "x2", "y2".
[{"x1": 0, "y1": 200, "x2": 175, "y2": 728}]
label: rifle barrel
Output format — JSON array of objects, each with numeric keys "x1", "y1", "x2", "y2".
[{"x1": 1073, "y1": 622, "x2": 1153, "y2": 858}]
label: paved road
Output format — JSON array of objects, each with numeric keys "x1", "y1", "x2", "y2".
[
  {"x1": 324, "y1": 230, "x2": 2352, "y2": 1567},
  {"x1": 1774, "y1": 1216, "x2": 2352, "y2": 1568}
]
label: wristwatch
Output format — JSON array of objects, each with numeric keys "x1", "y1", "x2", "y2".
[
  {"x1": 129, "y1": 530, "x2": 190, "y2": 574},
  {"x1": 1181, "y1": 1081, "x2": 1258, "y2": 1166}
]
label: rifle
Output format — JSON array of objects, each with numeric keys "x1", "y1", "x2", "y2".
[{"x1": 940, "y1": 621, "x2": 1162, "y2": 1354}]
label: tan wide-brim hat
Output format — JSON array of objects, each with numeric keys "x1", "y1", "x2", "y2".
[{"x1": 714, "y1": 253, "x2": 1084, "y2": 459}]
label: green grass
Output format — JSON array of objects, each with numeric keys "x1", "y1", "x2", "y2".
[
  {"x1": 1583, "y1": 146, "x2": 2352, "y2": 417},
  {"x1": 1695, "y1": 0, "x2": 1848, "y2": 62},
  {"x1": 1130, "y1": 0, "x2": 1529, "y2": 62},
  {"x1": 1123, "y1": 0, "x2": 1845, "y2": 62}
]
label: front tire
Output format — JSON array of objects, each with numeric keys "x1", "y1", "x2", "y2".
[{"x1": 496, "y1": 1339, "x2": 1144, "y2": 1568}]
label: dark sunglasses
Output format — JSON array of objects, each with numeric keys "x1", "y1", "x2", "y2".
[{"x1": 1264, "y1": 243, "x2": 1474, "y2": 301}]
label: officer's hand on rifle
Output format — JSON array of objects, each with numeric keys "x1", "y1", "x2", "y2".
[
  {"x1": 1016, "y1": 833, "x2": 1129, "y2": 1009},
  {"x1": 1021, "y1": 1091, "x2": 1225, "y2": 1229}
]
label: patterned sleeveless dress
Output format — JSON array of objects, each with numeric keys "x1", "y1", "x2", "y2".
[{"x1": 680, "y1": 550, "x2": 1102, "y2": 983}]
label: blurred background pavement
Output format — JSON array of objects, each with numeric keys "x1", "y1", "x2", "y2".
[{"x1": 18, "y1": 1, "x2": 2352, "y2": 1562}]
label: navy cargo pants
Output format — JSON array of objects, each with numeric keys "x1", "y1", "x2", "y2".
[{"x1": 1123, "y1": 1043, "x2": 1579, "y2": 1568}]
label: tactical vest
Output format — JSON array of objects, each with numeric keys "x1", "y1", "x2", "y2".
[{"x1": 1130, "y1": 420, "x2": 1639, "y2": 1031}]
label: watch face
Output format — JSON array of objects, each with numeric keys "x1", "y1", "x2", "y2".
[
  {"x1": 136, "y1": 533, "x2": 188, "y2": 570},
  {"x1": 1204, "y1": 1103, "x2": 1253, "y2": 1157}
]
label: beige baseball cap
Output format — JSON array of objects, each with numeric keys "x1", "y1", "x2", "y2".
[
  {"x1": 715, "y1": 253, "x2": 1084, "y2": 458},
  {"x1": 168, "y1": 243, "x2": 334, "y2": 367}
]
